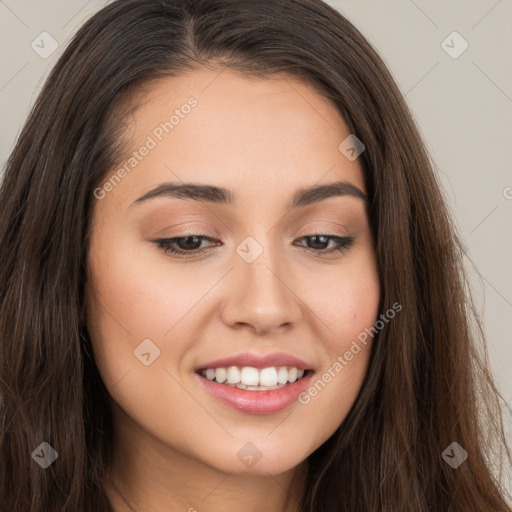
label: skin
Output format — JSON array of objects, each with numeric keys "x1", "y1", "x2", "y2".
[{"x1": 85, "y1": 68, "x2": 381, "y2": 512}]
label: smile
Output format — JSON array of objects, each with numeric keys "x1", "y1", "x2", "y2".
[
  {"x1": 195, "y1": 367, "x2": 314, "y2": 415},
  {"x1": 199, "y1": 365, "x2": 306, "y2": 389}
]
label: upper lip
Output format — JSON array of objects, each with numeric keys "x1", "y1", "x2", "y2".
[{"x1": 196, "y1": 352, "x2": 314, "y2": 371}]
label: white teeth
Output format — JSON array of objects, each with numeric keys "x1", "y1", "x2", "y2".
[
  {"x1": 232, "y1": 382, "x2": 286, "y2": 391},
  {"x1": 240, "y1": 367, "x2": 260, "y2": 386},
  {"x1": 200, "y1": 365, "x2": 307, "y2": 388},
  {"x1": 215, "y1": 367, "x2": 227, "y2": 383},
  {"x1": 259, "y1": 367, "x2": 278, "y2": 387},
  {"x1": 277, "y1": 366, "x2": 288, "y2": 385},
  {"x1": 226, "y1": 366, "x2": 241, "y2": 384}
]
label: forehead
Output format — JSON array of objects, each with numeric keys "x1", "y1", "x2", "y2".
[{"x1": 99, "y1": 68, "x2": 366, "y2": 213}]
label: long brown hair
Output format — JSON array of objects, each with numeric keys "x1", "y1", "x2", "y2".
[{"x1": 0, "y1": 1, "x2": 510, "y2": 510}]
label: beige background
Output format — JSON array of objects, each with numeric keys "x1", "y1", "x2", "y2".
[{"x1": 0, "y1": 0, "x2": 511, "y2": 442}]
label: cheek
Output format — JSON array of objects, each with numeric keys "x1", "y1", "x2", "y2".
[
  {"x1": 86, "y1": 233, "x2": 197, "y2": 342},
  {"x1": 85, "y1": 236, "x2": 208, "y2": 428},
  {"x1": 335, "y1": 270, "x2": 380, "y2": 349},
  {"x1": 84, "y1": 231, "x2": 186, "y2": 388},
  {"x1": 293, "y1": 255, "x2": 380, "y2": 440},
  {"x1": 299, "y1": 250, "x2": 381, "y2": 351},
  {"x1": 327, "y1": 261, "x2": 380, "y2": 386}
]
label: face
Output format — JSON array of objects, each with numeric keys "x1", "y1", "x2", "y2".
[{"x1": 85, "y1": 68, "x2": 380, "y2": 478}]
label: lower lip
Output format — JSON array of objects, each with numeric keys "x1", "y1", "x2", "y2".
[{"x1": 195, "y1": 371, "x2": 314, "y2": 415}]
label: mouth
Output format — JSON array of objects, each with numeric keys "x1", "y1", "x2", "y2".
[
  {"x1": 194, "y1": 359, "x2": 315, "y2": 415},
  {"x1": 195, "y1": 365, "x2": 312, "y2": 391}
]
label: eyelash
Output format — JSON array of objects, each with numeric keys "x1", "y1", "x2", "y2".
[{"x1": 153, "y1": 233, "x2": 355, "y2": 258}]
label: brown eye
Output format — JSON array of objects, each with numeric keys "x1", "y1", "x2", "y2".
[
  {"x1": 154, "y1": 234, "x2": 218, "y2": 257},
  {"x1": 294, "y1": 234, "x2": 355, "y2": 254}
]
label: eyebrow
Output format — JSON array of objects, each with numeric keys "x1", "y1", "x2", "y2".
[{"x1": 129, "y1": 180, "x2": 368, "y2": 210}]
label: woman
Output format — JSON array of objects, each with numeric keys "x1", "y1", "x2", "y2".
[{"x1": 0, "y1": 0, "x2": 510, "y2": 510}]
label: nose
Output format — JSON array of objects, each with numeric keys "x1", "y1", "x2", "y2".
[{"x1": 220, "y1": 243, "x2": 303, "y2": 335}]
